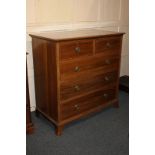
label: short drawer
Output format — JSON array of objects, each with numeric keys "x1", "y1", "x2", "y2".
[
  {"x1": 60, "y1": 55, "x2": 120, "y2": 78},
  {"x1": 60, "y1": 71, "x2": 118, "y2": 101},
  {"x1": 95, "y1": 36, "x2": 122, "y2": 55},
  {"x1": 59, "y1": 39, "x2": 93, "y2": 60},
  {"x1": 60, "y1": 88, "x2": 116, "y2": 120}
]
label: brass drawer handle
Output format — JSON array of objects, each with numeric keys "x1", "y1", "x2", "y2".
[
  {"x1": 105, "y1": 59, "x2": 111, "y2": 65},
  {"x1": 104, "y1": 76, "x2": 109, "y2": 81},
  {"x1": 74, "y1": 104, "x2": 80, "y2": 110},
  {"x1": 103, "y1": 93, "x2": 108, "y2": 98},
  {"x1": 74, "y1": 66, "x2": 80, "y2": 72},
  {"x1": 74, "y1": 85, "x2": 80, "y2": 91},
  {"x1": 75, "y1": 47, "x2": 80, "y2": 53},
  {"x1": 106, "y1": 42, "x2": 111, "y2": 48}
]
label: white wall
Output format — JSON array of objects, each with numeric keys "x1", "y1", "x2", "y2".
[{"x1": 26, "y1": 0, "x2": 129, "y2": 111}]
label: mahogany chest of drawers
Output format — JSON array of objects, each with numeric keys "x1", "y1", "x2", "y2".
[{"x1": 30, "y1": 29, "x2": 124, "y2": 135}]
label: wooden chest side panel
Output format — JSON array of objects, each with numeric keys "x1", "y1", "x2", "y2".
[
  {"x1": 47, "y1": 41, "x2": 59, "y2": 121},
  {"x1": 32, "y1": 38, "x2": 58, "y2": 121}
]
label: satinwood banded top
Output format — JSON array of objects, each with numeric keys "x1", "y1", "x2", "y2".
[{"x1": 29, "y1": 29, "x2": 124, "y2": 41}]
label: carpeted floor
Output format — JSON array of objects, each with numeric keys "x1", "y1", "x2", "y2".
[{"x1": 27, "y1": 91, "x2": 129, "y2": 155}]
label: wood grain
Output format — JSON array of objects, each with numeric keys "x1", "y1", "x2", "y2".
[
  {"x1": 60, "y1": 87, "x2": 116, "y2": 121},
  {"x1": 60, "y1": 71, "x2": 118, "y2": 101},
  {"x1": 32, "y1": 38, "x2": 58, "y2": 121},
  {"x1": 59, "y1": 39, "x2": 93, "y2": 60},
  {"x1": 60, "y1": 54, "x2": 120, "y2": 78},
  {"x1": 30, "y1": 29, "x2": 124, "y2": 135},
  {"x1": 95, "y1": 36, "x2": 122, "y2": 56},
  {"x1": 30, "y1": 29, "x2": 124, "y2": 41}
]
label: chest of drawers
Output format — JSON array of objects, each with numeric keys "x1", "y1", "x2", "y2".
[{"x1": 30, "y1": 29, "x2": 124, "y2": 135}]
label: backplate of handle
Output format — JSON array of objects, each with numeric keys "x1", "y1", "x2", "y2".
[
  {"x1": 75, "y1": 47, "x2": 80, "y2": 53},
  {"x1": 103, "y1": 93, "x2": 108, "y2": 98},
  {"x1": 104, "y1": 76, "x2": 109, "y2": 81},
  {"x1": 105, "y1": 59, "x2": 111, "y2": 65},
  {"x1": 106, "y1": 42, "x2": 111, "y2": 48},
  {"x1": 74, "y1": 104, "x2": 80, "y2": 110},
  {"x1": 74, "y1": 85, "x2": 80, "y2": 91},
  {"x1": 74, "y1": 66, "x2": 80, "y2": 72}
]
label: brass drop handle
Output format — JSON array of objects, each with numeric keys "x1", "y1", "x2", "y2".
[
  {"x1": 106, "y1": 42, "x2": 111, "y2": 48},
  {"x1": 75, "y1": 47, "x2": 80, "y2": 53},
  {"x1": 105, "y1": 59, "x2": 111, "y2": 65},
  {"x1": 104, "y1": 76, "x2": 109, "y2": 81},
  {"x1": 74, "y1": 66, "x2": 80, "y2": 72},
  {"x1": 74, "y1": 104, "x2": 80, "y2": 110},
  {"x1": 103, "y1": 93, "x2": 108, "y2": 98},
  {"x1": 74, "y1": 85, "x2": 80, "y2": 91}
]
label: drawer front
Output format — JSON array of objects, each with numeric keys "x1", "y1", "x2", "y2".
[
  {"x1": 60, "y1": 88, "x2": 116, "y2": 120},
  {"x1": 59, "y1": 39, "x2": 93, "y2": 60},
  {"x1": 60, "y1": 71, "x2": 118, "y2": 101},
  {"x1": 95, "y1": 36, "x2": 122, "y2": 55},
  {"x1": 60, "y1": 55, "x2": 119, "y2": 78}
]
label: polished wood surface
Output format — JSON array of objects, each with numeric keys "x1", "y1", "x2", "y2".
[
  {"x1": 30, "y1": 29, "x2": 124, "y2": 41},
  {"x1": 60, "y1": 87, "x2": 116, "y2": 121},
  {"x1": 95, "y1": 36, "x2": 122, "y2": 55},
  {"x1": 32, "y1": 38, "x2": 58, "y2": 121},
  {"x1": 59, "y1": 39, "x2": 93, "y2": 60},
  {"x1": 30, "y1": 29, "x2": 124, "y2": 135},
  {"x1": 60, "y1": 55, "x2": 119, "y2": 77},
  {"x1": 60, "y1": 71, "x2": 118, "y2": 101}
]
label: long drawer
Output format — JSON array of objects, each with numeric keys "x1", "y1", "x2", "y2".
[
  {"x1": 60, "y1": 71, "x2": 118, "y2": 101},
  {"x1": 60, "y1": 88, "x2": 116, "y2": 121},
  {"x1": 59, "y1": 55, "x2": 120, "y2": 79}
]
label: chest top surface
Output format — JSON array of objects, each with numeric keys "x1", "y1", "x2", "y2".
[{"x1": 29, "y1": 29, "x2": 124, "y2": 41}]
